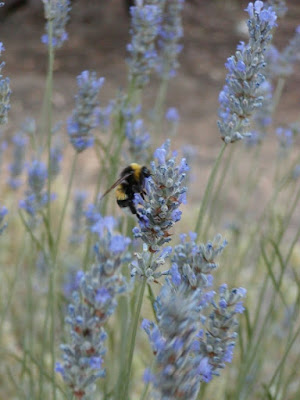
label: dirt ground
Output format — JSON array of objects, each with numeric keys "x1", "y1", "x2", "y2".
[{"x1": 1, "y1": 0, "x2": 300, "y2": 223}]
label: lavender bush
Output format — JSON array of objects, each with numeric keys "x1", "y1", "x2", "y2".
[{"x1": 1, "y1": 1, "x2": 300, "y2": 400}]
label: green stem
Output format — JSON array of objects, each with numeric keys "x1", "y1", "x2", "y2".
[
  {"x1": 147, "y1": 283, "x2": 158, "y2": 323},
  {"x1": 39, "y1": 275, "x2": 52, "y2": 400},
  {"x1": 54, "y1": 152, "x2": 78, "y2": 260},
  {"x1": 270, "y1": 324, "x2": 300, "y2": 392},
  {"x1": 153, "y1": 78, "x2": 168, "y2": 132},
  {"x1": 203, "y1": 144, "x2": 235, "y2": 238},
  {"x1": 234, "y1": 250, "x2": 286, "y2": 399},
  {"x1": 122, "y1": 277, "x2": 147, "y2": 400},
  {"x1": 18, "y1": 210, "x2": 47, "y2": 259},
  {"x1": 236, "y1": 171, "x2": 290, "y2": 271},
  {"x1": 45, "y1": 20, "x2": 55, "y2": 237},
  {"x1": 49, "y1": 265, "x2": 57, "y2": 400},
  {"x1": 272, "y1": 78, "x2": 286, "y2": 113},
  {"x1": 194, "y1": 142, "x2": 227, "y2": 237}
]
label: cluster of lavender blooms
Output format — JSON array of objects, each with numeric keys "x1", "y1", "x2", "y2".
[
  {"x1": 0, "y1": 42, "x2": 11, "y2": 126},
  {"x1": 126, "y1": 117, "x2": 150, "y2": 162},
  {"x1": 115, "y1": 97, "x2": 151, "y2": 163},
  {"x1": 249, "y1": 5, "x2": 300, "y2": 145},
  {"x1": 127, "y1": 2, "x2": 163, "y2": 88},
  {"x1": 67, "y1": 71, "x2": 104, "y2": 153},
  {"x1": 133, "y1": 140, "x2": 188, "y2": 253},
  {"x1": 266, "y1": 26, "x2": 300, "y2": 79},
  {"x1": 142, "y1": 285, "x2": 205, "y2": 399},
  {"x1": 157, "y1": 0, "x2": 184, "y2": 78},
  {"x1": 56, "y1": 218, "x2": 131, "y2": 399},
  {"x1": 7, "y1": 133, "x2": 28, "y2": 189},
  {"x1": 69, "y1": 191, "x2": 87, "y2": 245},
  {"x1": 85, "y1": 202, "x2": 116, "y2": 236},
  {"x1": 130, "y1": 244, "x2": 172, "y2": 282},
  {"x1": 19, "y1": 160, "x2": 54, "y2": 220},
  {"x1": 218, "y1": 1, "x2": 277, "y2": 143},
  {"x1": 142, "y1": 233, "x2": 246, "y2": 399},
  {"x1": 41, "y1": 0, "x2": 71, "y2": 48},
  {"x1": 127, "y1": 0, "x2": 184, "y2": 87},
  {"x1": 171, "y1": 232, "x2": 227, "y2": 289}
]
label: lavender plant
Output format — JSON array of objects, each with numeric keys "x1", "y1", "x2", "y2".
[
  {"x1": 116, "y1": 97, "x2": 151, "y2": 163},
  {"x1": 133, "y1": 140, "x2": 188, "y2": 253},
  {"x1": 41, "y1": 0, "x2": 71, "y2": 48},
  {"x1": 68, "y1": 71, "x2": 105, "y2": 153},
  {"x1": 7, "y1": 132, "x2": 28, "y2": 189},
  {"x1": 142, "y1": 233, "x2": 246, "y2": 399},
  {"x1": 0, "y1": 42, "x2": 11, "y2": 125},
  {"x1": 218, "y1": 1, "x2": 277, "y2": 143},
  {"x1": 56, "y1": 218, "x2": 131, "y2": 399},
  {"x1": 127, "y1": 2, "x2": 163, "y2": 88},
  {"x1": 157, "y1": 0, "x2": 184, "y2": 79},
  {"x1": 19, "y1": 160, "x2": 53, "y2": 221}
]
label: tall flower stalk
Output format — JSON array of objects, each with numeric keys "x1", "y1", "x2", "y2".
[
  {"x1": 142, "y1": 233, "x2": 246, "y2": 399},
  {"x1": 41, "y1": 0, "x2": 71, "y2": 48},
  {"x1": 195, "y1": 1, "x2": 278, "y2": 237},
  {"x1": 68, "y1": 71, "x2": 104, "y2": 153},
  {"x1": 56, "y1": 219, "x2": 131, "y2": 399},
  {"x1": 218, "y1": 1, "x2": 277, "y2": 143},
  {"x1": 127, "y1": 3, "x2": 163, "y2": 88},
  {"x1": 118, "y1": 141, "x2": 188, "y2": 400}
]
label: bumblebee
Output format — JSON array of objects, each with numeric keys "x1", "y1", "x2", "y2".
[{"x1": 101, "y1": 163, "x2": 151, "y2": 217}]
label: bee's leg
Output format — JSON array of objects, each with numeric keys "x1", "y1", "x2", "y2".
[
  {"x1": 129, "y1": 202, "x2": 137, "y2": 216},
  {"x1": 140, "y1": 190, "x2": 146, "y2": 200}
]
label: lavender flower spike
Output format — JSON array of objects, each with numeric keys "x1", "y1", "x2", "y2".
[
  {"x1": 19, "y1": 160, "x2": 53, "y2": 219},
  {"x1": 0, "y1": 43, "x2": 11, "y2": 125},
  {"x1": 7, "y1": 133, "x2": 28, "y2": 190},
  {"x1": 68, "y1": 71, "x2": 104, "y2": 153},
  {"x1": 218, "y1": 1, "x2": 277, "y2": 143},
  {"x1": 127, "y1": 3, "x2": 163, "y2": 88},
  {"x1": 142, "y1": 283, "x2": 203, "y2": 400},
  {"x1": 56, "y1": 218, "x2": 131, "y2": 399},
  {"x1": 133, "y1": 140, "x2": 189, "y2": 252},
  {"x1": 41, "y1": 0, "x2": 71, "y2": 48},
  {"x1": 171, "y1": 232, "x2": 227, "y2": 290},
  {"x1": 196, "y1": 285, "x2": 247, "y2": 378},
  {"x1": 157, "y1": 0, "x2": 184, "y2": 79}
]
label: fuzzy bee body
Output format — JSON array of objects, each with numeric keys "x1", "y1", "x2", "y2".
[{"x1": 101, "y1": 163, "x2": 151, "y2": 217}]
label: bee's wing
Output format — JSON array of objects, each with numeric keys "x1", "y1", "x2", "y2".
[{"x1": 99, "y1": 171, "x2": 134, "y2": 200}]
